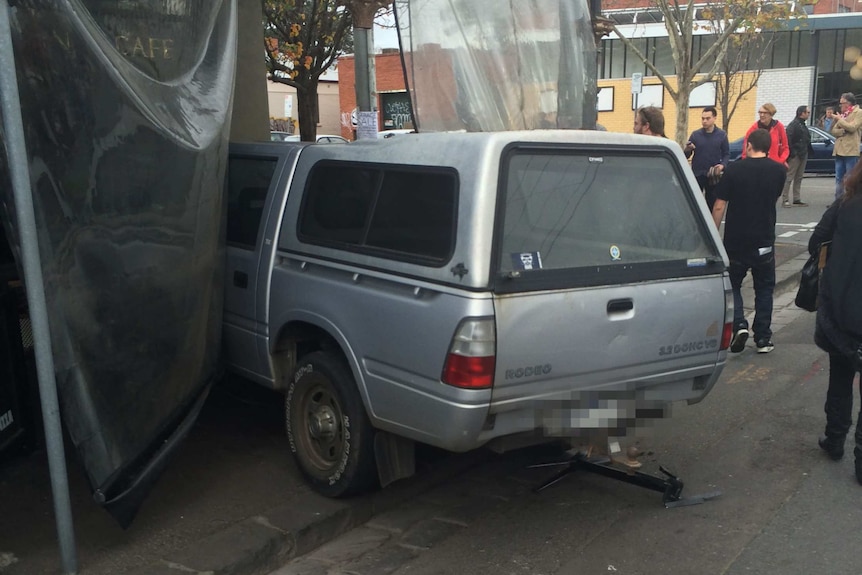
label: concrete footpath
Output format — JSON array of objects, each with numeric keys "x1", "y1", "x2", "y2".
[{"x1": 0, "y1": 242, "x2": 810, "y2": 575}]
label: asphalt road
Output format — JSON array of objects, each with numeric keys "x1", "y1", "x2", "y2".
[
  {"x1": 770, "y1": 174, "x2": 835, "y2": 247},
  {"x1": 270, "y1": 291, "x2": 861, "y2": 575}
]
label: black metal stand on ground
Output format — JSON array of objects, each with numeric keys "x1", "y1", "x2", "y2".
[{"x1": 530, "y1": 452, "x2": 722, "y2": 509}]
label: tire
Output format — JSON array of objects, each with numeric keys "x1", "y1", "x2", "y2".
[{"x1": 285, "y1": 351, "x2": 378, "y2": 497}]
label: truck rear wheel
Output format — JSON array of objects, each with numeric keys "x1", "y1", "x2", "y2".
[{"x1": 286, "y1": 351, "x2": 378, "y2": 497}]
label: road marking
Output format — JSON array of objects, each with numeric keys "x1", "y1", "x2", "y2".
[
  {"x1": 775, "y1": 221, "x2": 817, "y2": 236},
  {"x1": 723, "y1": 363, "x2": 772, "y2": 385}
]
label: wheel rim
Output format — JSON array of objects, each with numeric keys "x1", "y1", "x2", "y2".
[{"x1": 294, "y1": 377, "x2": 345, "y2": 475}]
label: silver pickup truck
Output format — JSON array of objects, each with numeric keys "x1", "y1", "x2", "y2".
[{"x1": 223, "y1": 131, "x2": 733, "y2": 497}]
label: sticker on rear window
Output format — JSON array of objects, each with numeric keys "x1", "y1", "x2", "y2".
[
  {"x1": 511, "y1": 251, "x2": 542, "y2": 270},
  {"x1": 609, "y1": 245, "x2": 621, "y2": 260},
  {"x1": 687, "y1": 257, "x2": 708, "y2": 267}
]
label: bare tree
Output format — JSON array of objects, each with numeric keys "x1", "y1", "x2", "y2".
[
  {"x1": 607, "y1": 0, "x2": 798, "y2": 146},
  {"x1": 714, "y1": 31, "x2": 777, "y2": 132},
  {"x1": 703, "y1": 0, "x2": 806, "y2": 134}
]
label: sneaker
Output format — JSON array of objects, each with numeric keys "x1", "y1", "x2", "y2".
[
  {"x1": 782, "y1": 201, "x2": 792, "y2": 208},
  {"x1": 755, "y1": 339, "x2": 774, "y2": 354},
  {"x1": 793, "y1": 200, "x2": 808, "y2": 207},
  {"x1": 730, "y1": 328, "x2": 749, "y2": 353}
]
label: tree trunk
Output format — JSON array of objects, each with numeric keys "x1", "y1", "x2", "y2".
[
  {"x1": 674, "y1": 83, "x2": 692, "y2": 148},
  {"x1": 297, "y1": 82, "x2": 319, "y2": 141}
]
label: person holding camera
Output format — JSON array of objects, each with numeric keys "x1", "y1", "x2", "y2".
[
  {"x1": 827, "y1": 92, "x2": 862, "y2": 202},
  {"x1": 810, "y1": 158, "x2": 862, "y2": 485},
  {"x1": 684, "y1": 106, "x2": 729, "y2": 212}
]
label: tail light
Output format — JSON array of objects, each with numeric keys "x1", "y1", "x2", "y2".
[
  {"x1": 442, "y1": 318, "x2": 496, "y2": 389},
  {"x1": 720, "y1": 322, "x2": 733, "y2": 351},
  {"x1": 720, "y1": 281, "x2": 734, "y2": 351}
]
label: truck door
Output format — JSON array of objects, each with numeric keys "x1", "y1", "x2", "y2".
[{"x1": 223, "y1": 152, "x2": 281, "y2": 378}]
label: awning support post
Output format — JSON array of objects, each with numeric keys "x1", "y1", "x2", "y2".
[{"x1": 0, "y1": 2, "x2": 78, "y2": 573}]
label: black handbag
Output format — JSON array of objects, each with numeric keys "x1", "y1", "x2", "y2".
[{"x1": 795, "y1": 242, "x2": 829, "y2": 312}]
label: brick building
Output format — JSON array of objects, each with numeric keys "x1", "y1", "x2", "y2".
[{"x1": 336, "y1": 49, "x2": 415, "y2": 140}]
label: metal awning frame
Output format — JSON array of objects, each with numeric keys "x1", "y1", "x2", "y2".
[{"x1": 0, "y1": 1, "x2": 78, "y2": 573}]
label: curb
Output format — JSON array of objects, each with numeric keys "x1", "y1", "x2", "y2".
[
  {"x1": 739, "y1": 244, "x2": 809, "y2": 303},
  {"x1": 127, "y1": 450, "x2": 497, "y2": 575},
  {"x1": 773, "y1": 251, "x2": 809, "y2": 296}
]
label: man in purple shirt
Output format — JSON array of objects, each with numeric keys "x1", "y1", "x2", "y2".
[{"x1": 684, "y1": 107, "x2": 730, "y2": 212}]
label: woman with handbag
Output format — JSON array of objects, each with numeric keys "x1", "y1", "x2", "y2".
[{"x1": 811, "y1": 160, "x2": 862, "y2": 485}]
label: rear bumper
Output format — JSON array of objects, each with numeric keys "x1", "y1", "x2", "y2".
[
  {"x1": 478, "y1": 360, "x2": 725, "y2": 442},
  {"x1": 366, "y1": 359, "x2": 726, "y2": 452}
]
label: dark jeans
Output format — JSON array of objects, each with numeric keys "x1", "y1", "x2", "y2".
[
  {"x1": 695, "y1": 174, "x2": 717, "y2": 212},
  {"x1": 823, "y1": 352, "x2": 861, "y2": 442},
  {"x1": 727, "y1": 248, "x2": 776, "y2": 342}
]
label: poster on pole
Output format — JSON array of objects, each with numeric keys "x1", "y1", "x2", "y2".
[{"x1": 357, "y1": 111, "x2": 379, "y2": 140}]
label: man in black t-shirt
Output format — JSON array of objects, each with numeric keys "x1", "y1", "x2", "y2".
[{"x1": 712, "y1": 128, "x2": 787, "y2": 354}]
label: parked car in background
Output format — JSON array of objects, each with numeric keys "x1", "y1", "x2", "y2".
[
  {"x1": 727, "y1": 126, "x2": 861, "y2": 174},
  {"x1": 378, "y1": 129, "x2": 416, "y2": 138},
  {"x1": 280, "y1": 134, "x2": 349, "y2": 144},
  {"x1": 270, "y1": 131, "x2": 293, "y2": 142}
]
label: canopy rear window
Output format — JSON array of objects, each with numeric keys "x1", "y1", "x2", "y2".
[{"x1": 499, "y1": 150, "x2": 717, "y2": 276}]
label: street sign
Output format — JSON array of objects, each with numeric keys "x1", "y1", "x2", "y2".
[{"x1": 631, "y1": 73, "x2": 643, "y2": 94}]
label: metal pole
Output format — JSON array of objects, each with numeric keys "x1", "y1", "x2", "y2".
[
  {"x1": 392, "y1": 1, "x2": 418, "y2": 131},
  {"x1": 0, "y1": 3, "x2": 78, "y2": 574},
  {"x1": 583, "y1": 0, "x2": 603, "y2": 130},
  {"x1": 352, "y1": 1, "x2": 390, "y2": 139},
  {"x1": 355, "y1": 28, "x2": 372, "y2": 112}
]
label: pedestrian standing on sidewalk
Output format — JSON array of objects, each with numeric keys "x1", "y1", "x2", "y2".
[
  {"x1": 781, "y1": 105, "x2": 813, "y2": 208},
  {"x1": 712, "y1": 129, "x2": 786, "y2": 354},
  {"x1": 809, "y1": 161, "x2": 862, "y2": 485},
  {"x1": 684, "y1": 106, "x2": 729, "y2": 212},
  {"x1": 822, "y1": 106, "x2": 835, "y2": 132},
  {"x1": 742, "y1": 103, "x2": 789, "y2": 166},
  {"x1": 826, "y1": 92, "x2": 862, "y2": 202}
]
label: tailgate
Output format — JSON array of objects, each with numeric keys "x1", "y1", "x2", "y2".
[
  {"x1": 489, "y1": 143, "x2": 729, "y2": 428},
  {"x1": 491, "y1": 274, "x2": 726, "y2": 410}
]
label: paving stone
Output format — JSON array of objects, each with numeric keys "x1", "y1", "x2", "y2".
[
  {"x1": 266, "y1": 498, "x2": 373, "y2": 558},
  {"x1": 165, "y1": 518, "x2": 288, "y2": 575},
  {"x1": 399, "y1": 518, "x2": 464, "y2": 550},
  {"x1": 307, "y1": 526, "x2": 391, "y2": 564},
  {"x1": 338, "y1": 542, "x2": 421, "y2": 575}
]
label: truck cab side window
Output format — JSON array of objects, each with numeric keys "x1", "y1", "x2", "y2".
[{"x1": 227, "y1": 157, "x2": 277, "y2": 249}]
